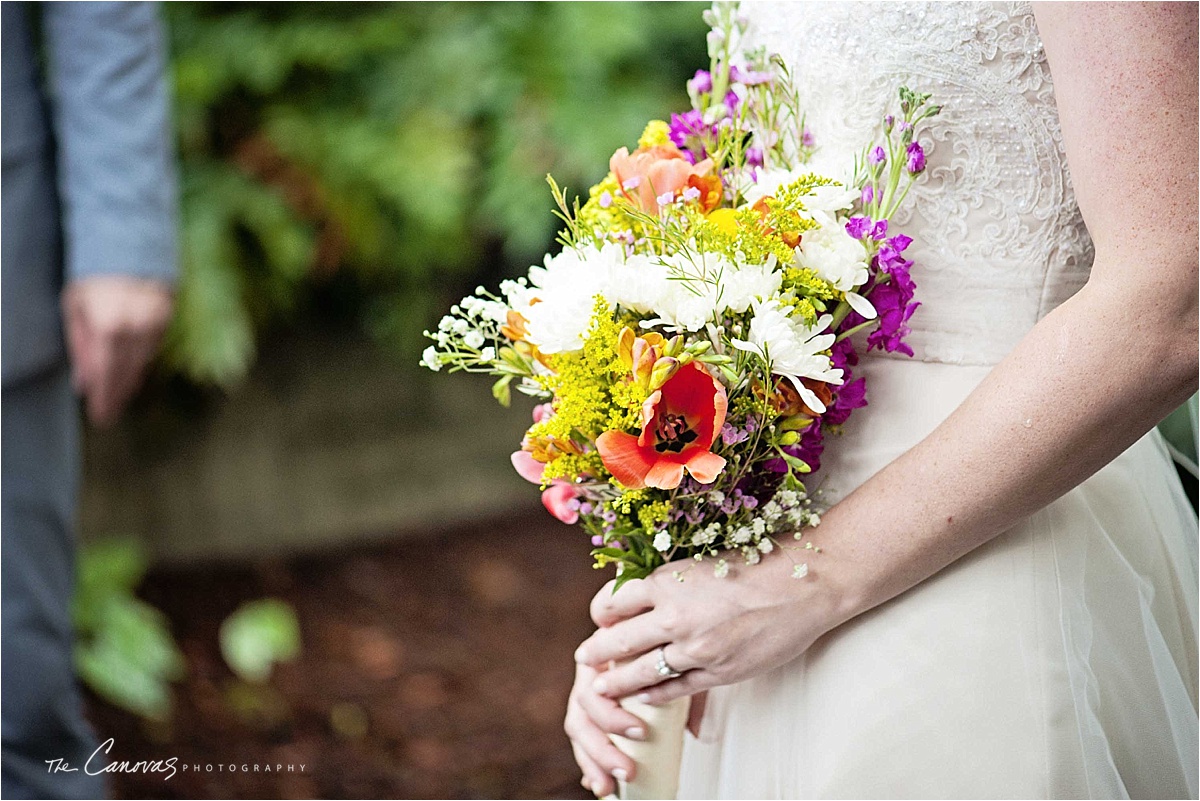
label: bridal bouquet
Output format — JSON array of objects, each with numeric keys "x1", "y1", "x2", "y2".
[{"x1": 422, "y1": 2, "x2": 937, "y2": 796}]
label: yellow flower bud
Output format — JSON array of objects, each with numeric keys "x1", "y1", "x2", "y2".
[
  {"x1": 780, "y1": 414, "x2": 817, "y2": 431},
  {"x1": 648, "y1": 357, "x2": 680, "y2": 391},
  {"x1": 617, "y1": 327, "x2": 636, "y2": 369}
]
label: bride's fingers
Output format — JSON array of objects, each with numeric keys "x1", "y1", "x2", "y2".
[
  {"x1": 590, "y1": 578, "x2": 655, "y2": 628},
  {"x1": 574, "y1": 612, "x2": 668, "y2": 667},
  {"x1": 565, "y1": 697, "x2": 637, "y2": 785},
  {"x1": 571, "y1": 741, "x2": 614, "y2": 798},
  {"x1": 592, "y1": 643, "x2": 699, "y2": 699},
  {"x1": 576, "y1": 678, "x2": 648, "y2": 739},
  {"x1": 686, "y1": 691, "x2": 708, "y2": 737},
  {"x1": 637, "y1": 669, "x2": 715, "y2": 707}
]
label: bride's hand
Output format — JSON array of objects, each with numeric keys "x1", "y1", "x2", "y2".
[
  {"x1": 573, "y1": 548, "x2": 846, "y2": 705},
  {"x1": 564, "y1": 660, "x2": 643, "y2": 796}
]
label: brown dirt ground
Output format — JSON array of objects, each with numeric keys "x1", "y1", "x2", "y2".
[{"x1": 85, "y1": 511, "x2": 606, "y2": 799}]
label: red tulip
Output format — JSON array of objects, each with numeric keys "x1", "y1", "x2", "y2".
[{"x1": 596, "y1": 362, "x2": 728, "y2": 490}]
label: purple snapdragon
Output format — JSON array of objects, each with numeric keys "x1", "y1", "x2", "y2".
[
  {"x1": 868, "y1": 146, "x2": 887, "y2": 166},
  {"x1": 669, "y1": 109, "x2": 716, "y2": 162},
  {"x1": 845, "y1": 216, "x2": 888, "y2": 241},
  {"x1": 865, "y1": 283, "x2": 919, "y2": 357},
  {"x1": 868, "y1": 235, "x2": 920, "y2": 356},
  {"x1": 836, "y1": 234, "x2": 919, "y2": 357},
  {"x1": 823, "y1": 377, "x2": 867, "y2": 426},
  {"x1": 730, "y1": 64, "x2": 772, "y2": 86},
  {"x1": 906, "y1": 142, "x2": 926, "y2": 174},
  {"x1": 687, "y1": 69, "x2": 713, "y2": 96}
]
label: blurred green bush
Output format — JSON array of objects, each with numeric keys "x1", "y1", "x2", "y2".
[
  {"x1": 74, "y1": 539, "x2": 185, "y2": 720},
  {"x1": 162, "y1": 2, "x2": 707, "y2": 386},
  {"x1": 75, "y1": 538, "x2": 303, "y2": 721}
]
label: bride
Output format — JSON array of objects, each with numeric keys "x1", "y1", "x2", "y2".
[{"x1": 565, "y1": 2, "x2": 1198, "y2": 798}]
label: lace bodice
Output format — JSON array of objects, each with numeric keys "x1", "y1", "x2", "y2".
[{"x1": 744, "y1": 1, "x2": 1094, "y2": 366}]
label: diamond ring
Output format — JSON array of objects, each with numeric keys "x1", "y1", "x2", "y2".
[{"x1": 654, "y1": 646, "x2": 683, "y2": 679}]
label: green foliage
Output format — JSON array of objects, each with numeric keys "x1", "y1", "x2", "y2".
[
  {"x1": 163, "y1": 2, "x2": 708, "y2": 386},
  {"x1": 73, "y1": 540, "x2": 185, "y2": 721},
  {"x1": 219, "y1": 599, "x2": 302, "y2": 684},
  {"x1": 75, "y1": 540, "x2": 304, "y2": 720}
]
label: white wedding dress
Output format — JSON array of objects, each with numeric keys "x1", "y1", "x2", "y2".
[{"x1": 677, "y1": 3, "x2": 1199, "y2": 798}]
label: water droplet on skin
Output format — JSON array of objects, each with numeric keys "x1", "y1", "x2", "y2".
[{"x1": 1023, "y1": 418, "x2": 1033, "y2": 428}]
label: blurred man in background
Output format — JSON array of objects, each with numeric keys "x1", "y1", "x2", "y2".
[{"x1": 2, "y1": 2, "x2": 178, "y2": 796}]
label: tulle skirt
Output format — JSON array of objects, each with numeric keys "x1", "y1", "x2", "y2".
[{"x1": 677, "y1": 357, "x2": 1199, "y2": 799}]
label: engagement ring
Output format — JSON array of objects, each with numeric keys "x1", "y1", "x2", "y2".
[{"x1": 654, "y1": 647, "x2": 682, "y2": 679}]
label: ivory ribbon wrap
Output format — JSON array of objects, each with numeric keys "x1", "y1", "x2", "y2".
[{"x1": 610, "y1": 694, "x2": 690, "y2": 800}]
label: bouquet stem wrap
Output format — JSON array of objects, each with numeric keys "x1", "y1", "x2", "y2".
[{"x1": 610, "y1": 694, "x2": 691, "y2": 800}]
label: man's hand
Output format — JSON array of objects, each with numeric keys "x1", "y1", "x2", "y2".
[{"x1": 62, "y1": 276, "x2": 173, "y2": 427}]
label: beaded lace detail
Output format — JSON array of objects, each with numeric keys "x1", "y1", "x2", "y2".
[{"x1": 745, "y1": 1, "x2": 1094, "y2": 366}]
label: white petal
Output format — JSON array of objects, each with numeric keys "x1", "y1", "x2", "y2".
[
  {"x1": 730, "y1": 338, "x2": 762, "y2": 356},
  {"x1": 788, "y1": 375, "x2": 827, "y2": 413},
  {"x1": 845, "y1": 291, "x2": 878, "y2": 320}
]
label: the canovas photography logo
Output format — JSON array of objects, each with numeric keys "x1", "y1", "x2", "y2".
[{"x1": 45, "y1": 738, "x2": 308, "y2": 781}]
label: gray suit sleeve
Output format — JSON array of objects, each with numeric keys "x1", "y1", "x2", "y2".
[{"x1": 42, "y1": 1, "x2": 179, "y2": 284}]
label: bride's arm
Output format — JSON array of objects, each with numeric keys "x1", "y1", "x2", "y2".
[
  {"x1": 567, "y1": 5, "x2": 1196, "y2": 782},
  {"x1": 808, "y1": 0, "x2": 1198, "y2": 629}
]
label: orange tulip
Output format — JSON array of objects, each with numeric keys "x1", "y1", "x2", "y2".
[
  {"x1": 609, "y1": 144, "x2": 716, "y2": 216},
  {"x1": 596, "y1": 362, "x2": 728, "y2": 490}
]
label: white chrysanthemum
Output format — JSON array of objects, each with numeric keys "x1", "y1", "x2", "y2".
[
  {"x1": 604, "y1": 252, "x2": 670, "y2": 316},
  {"x1": 517, "y1": 244, "x2": 620, "y2": 354},
  {"x1": 801, "y1": 148, "x2": 856, "y2": 185},
  {"x1": 742, "y1": 167, "x2": 803, "y2": 205},
  {"x1": 731, "y1": 298, "x2": 843, "y2": 413},
  {"x1": 742, "y1": 166, "x2": 858, "y2": 210},
  {"x1": 636, "y1": 250, "x2": 781, "y2": 333},
  {"x1": 803, "y1": 183, "x2": 860, "y2": 213},
  {"x1": 644, "y1": 251, "x2": 733, "y2": 332},
  {"x1": 796, "y1": 214, "x2": 877, "y2": 320},
  {"x1": 721, "y1": 254, "x2": 783, "y2": 314}
]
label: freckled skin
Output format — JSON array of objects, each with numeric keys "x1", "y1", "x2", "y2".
[{"x1": 566, "y1": 5, "x2": 1200, "y2": 790}]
